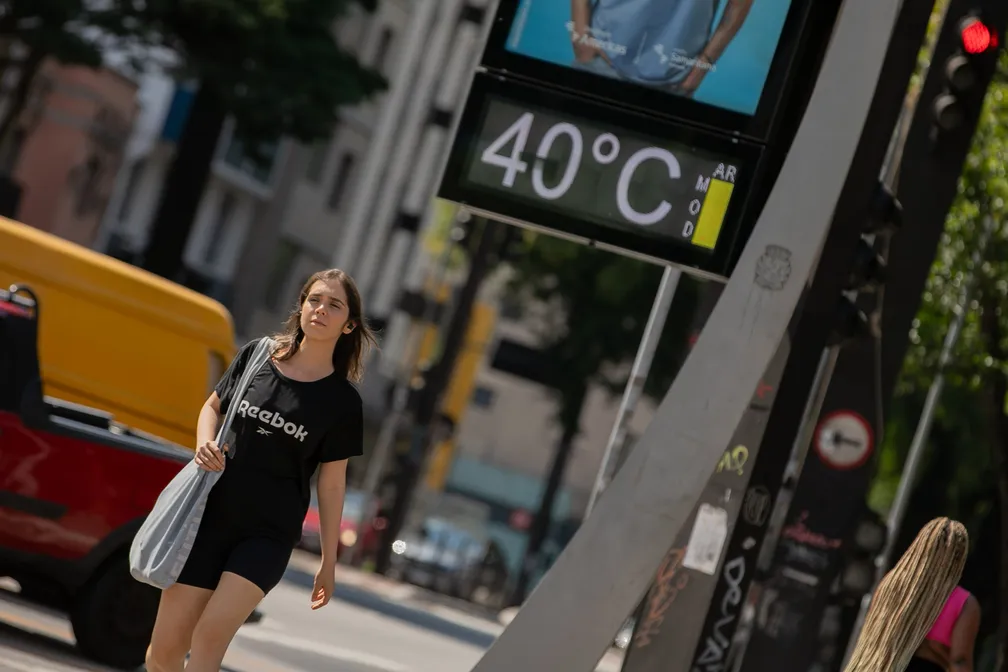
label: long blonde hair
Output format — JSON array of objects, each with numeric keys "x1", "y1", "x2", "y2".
[{"x1": 844, "y1": 517, "x2": 969, "y2": 672}]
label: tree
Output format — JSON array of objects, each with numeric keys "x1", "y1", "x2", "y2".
[
  {"x1": 503, "y1": 234, "x2": 700, "y2": 603},
  {"x1": 0, "y1": 1, "x2": 108, "y2": 165},
  {"x1": 101, "y1": 0, "x2": 387, "y2": 279},
  {"x1": 871, "y1": 48, "x2": 1008, "y2": 669}
]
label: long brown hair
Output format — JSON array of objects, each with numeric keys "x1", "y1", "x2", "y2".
[
  {"x1": 843, "y1": 517, "x2": 969, "y2": 672},
  {"x1": 272, "y1": 268, "x2": 377, "y2": 382}
]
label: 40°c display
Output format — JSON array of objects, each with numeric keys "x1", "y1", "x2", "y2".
[{"x1": 460, "y1": 97, "x2": 742, "y2": 251}]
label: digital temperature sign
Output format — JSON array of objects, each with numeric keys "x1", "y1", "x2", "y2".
[{"x1": 440, "y1": 73, "x2": 763, "y2": 278}]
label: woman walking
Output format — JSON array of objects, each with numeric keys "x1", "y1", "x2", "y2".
[
  {"x1": 145, "y1": 268, "x2": 376, "y2": 672},
  {"x1": 844, "y1": 517, "x2": 971, "y2": 672}
]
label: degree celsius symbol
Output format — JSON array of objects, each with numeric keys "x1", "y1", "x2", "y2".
[
  {"x1": 592, "y1": 133, "x2": 621, "y2": 164},
  {"x1": 480, "y1": 111, "x2": 682, "y2": 227}
]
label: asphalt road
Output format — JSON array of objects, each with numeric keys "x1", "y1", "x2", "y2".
[{"x1": 0, "y1": 553, "x2": 626, "y2": 672}]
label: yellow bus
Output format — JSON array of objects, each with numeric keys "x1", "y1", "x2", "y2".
[{"x1": 0, "y1": 217, "x2": 236, "y2": 448}]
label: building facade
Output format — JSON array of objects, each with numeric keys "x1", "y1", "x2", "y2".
[{"x1": 9, "y1": 59, "x2": 139, "y2": 247}]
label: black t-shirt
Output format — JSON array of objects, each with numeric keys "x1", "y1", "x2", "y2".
[{"x1": 205, "y1": 340, "x2": 364, "y2": 544}]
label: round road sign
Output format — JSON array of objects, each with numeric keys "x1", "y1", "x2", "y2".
[{"x1": 814, "y1": 410, "x2": 873, "y2": 470}]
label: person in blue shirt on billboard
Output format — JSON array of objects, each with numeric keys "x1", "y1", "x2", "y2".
[{"x1": 569, "y1": 0, "x2": 754, "y2": 96}]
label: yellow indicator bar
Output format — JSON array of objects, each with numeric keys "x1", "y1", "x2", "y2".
[{"x1": 692, "y1": 179, "x2": 734, "y2": 250}]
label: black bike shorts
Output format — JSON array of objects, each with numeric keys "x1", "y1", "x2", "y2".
[{"x1": 176, "y1": 526, "x2": 293, "y2": 595}]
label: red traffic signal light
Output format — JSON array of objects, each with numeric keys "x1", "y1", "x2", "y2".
[{"x1": 960, "y1": 16, "x2": 998, "y2": 54}]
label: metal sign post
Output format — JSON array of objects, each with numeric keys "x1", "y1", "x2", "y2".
[{"x1": 585, "y1": 266, "x2": 681, "y2": 518}]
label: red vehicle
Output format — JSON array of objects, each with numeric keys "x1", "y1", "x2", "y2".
[
  {"x1": 0, "y1": 285, "x2": 195, "y2": 668},
  {"x1": 300, "y1": 487, "x2": 386, "y2": 564}
]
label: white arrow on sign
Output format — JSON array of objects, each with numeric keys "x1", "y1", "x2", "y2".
[{"x1": 814, "y1": 410, "x2": 874, "y2": 470}]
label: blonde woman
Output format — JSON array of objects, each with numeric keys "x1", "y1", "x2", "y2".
[{"x1": 844, "y1": 517, "x2": 970, "y2": 672}]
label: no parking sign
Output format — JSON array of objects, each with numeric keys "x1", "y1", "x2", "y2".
[{"x1": 814, "y1": 410, "x2": 874, "y2": 470}]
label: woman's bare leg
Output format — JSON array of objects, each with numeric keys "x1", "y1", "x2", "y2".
[
  {"x1": 185, "y1": 572, "x2": 264, "y2": 672},
  {"x1": 145, "y1": 583, "x2": 214, "y2": 672}
]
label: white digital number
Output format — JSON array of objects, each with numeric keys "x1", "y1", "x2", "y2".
[
  {"x1": 481, "y1": 112, "x2": 686, "y2": 229},
  {"x1": 532, "y1": 123, "x2": 583, "y2": 200},
  {"x1": 481, "y1": 112, "x2": 533, "y2": 187},
  {"x1": 616, "y1": 147, "x2": 681, "y2": 226}
]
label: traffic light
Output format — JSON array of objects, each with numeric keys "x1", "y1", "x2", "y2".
[
  {"x1": 831, "y1": 183, "x2": 899, "y2": 344},
  {"x1": 932, "y1": 12, "x2": 1001, "y2": 133}
]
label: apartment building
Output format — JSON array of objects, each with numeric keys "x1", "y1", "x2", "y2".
[{"x1": 6, "y1": 59, "x2": 138, "y2": 247}]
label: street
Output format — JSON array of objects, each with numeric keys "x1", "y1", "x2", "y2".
[{"x1": 0, "y1": 552, "x2": 626, "y2": 672}]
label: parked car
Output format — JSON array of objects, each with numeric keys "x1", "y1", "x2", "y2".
[
  {"x1": 388, "y1": 517, "x2": 509, "y2": 606},
  {"x1": 0, "y1": 285, "x2": 198, "y2": 668},
  {"x1": 300, "y1": 487, "x2": 385, "y2": 564}
]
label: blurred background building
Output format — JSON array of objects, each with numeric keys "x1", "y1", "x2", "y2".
[{"x1": 0, "y1": 0, "x2": 660, "y2": 588}]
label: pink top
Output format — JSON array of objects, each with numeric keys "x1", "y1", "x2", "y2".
[{"x1": 926, "y1": 586, "x2": 972, "y2": 647}]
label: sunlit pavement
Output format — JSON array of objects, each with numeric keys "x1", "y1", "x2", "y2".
[{"x1": 0, "y1": 551, "x2": 626, "y2": 672}]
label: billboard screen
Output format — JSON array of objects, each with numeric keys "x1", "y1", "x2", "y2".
[{"x1": 503, "y1": 0, "x2": 794, "y2": 117}]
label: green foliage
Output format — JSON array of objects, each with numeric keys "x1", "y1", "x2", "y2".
[
  {"x1": 101, "y1": 0, "x2": 386, "y2": 150},
  {"x1": 870, "y1": 49, "x2": 1008, "y2": 527},
  {"x1": 1, "y1": 0, "x2": 384, "y2": 158},
  {"x1": 506, "y1": 234, "x2": 699, "y2": 435},
  {"x1": 1, "y1": 1, "x2": 103, "y2": 68}
]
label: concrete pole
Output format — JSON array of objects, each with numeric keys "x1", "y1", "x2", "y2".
[{"x1": 469, "y1": 0, "x2": 904, "y2": 668}]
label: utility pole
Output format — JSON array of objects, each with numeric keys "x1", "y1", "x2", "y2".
[
  {"x1": 468, "y1": 0, "x2": 905, "y2": 668},
  {"x1": 375, "y1": 217, "x2": 505, "y2": 574}
]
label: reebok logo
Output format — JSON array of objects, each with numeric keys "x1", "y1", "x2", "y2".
[{"x1": 237, "y1": 400, "x2": 308, "y2": 442}]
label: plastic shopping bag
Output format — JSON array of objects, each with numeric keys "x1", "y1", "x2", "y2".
[{"x1": 128, "y1": 337, "x2": 272, "y2": 589}]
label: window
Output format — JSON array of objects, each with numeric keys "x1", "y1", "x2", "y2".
[
  {"x1": 304, "y1": 138, "x2": 331, "y2": 184},
  {"x1": 116, "y1": 160, "x2": 145, "y2": 223},
  {"x1": 327, "y1": 154, "x2": 356, "y2": 211},
  {"x1": 222, "y1": 134, "x2": 278, "y2": 185},
  {"x1": 203, "y1": 191, "x2": 237, "y2": 265},
  {"x1": 264, "y1": 237, "x2": 301, "y2": 309},
  {"x1": 472, "y1": 386, "x2": 496, "y2": 409},
  {"x1": 373, "y1": 27, "x2": 395, "y2": 72}
]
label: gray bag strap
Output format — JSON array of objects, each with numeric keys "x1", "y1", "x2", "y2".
[{"x1": 214, "y1": 336, "x2": 273, "y2": 457}]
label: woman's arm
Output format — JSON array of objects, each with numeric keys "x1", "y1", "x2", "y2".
[
  {"x1": 317, "y1": 459, "x2": 349, "y2": 568},
  {"x1": 701, "y1": 0, "x2": 754, "y2": 63},
  {"x1": 197, "y1": 392, "x2": 223, "y2": 447},
  {"x1": 571, "y1": 0, "x2": 597, "y2": 62},
  {"x1": 193, "y1": 392, "x2": 228, "y2": 471},
  {"x1": 949, "y1": 596, "x2": 982, "y2": 672}
]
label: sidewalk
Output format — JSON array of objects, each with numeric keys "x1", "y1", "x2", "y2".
[
  {"x1": 286, "y1": 552, "x2": 626, "y2": 672},
  {"x1": 289, "y1": 551, "x2": 500, "y2": 623}
]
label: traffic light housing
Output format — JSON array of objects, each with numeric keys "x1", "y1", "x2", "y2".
[
  {"x1": 932, "y1": 12, "x2": 1001, "y2": 133},
  {"x1": 831, "y1": 181, "x2": 900, "y2": 344}
]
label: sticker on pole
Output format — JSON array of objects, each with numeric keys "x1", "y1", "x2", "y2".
[
  {"x1": 683, "y1": 504, "x2": 728, "y2": 575},
  {"x1": 814, "y1": 410, "x2": 873, "y2": 470}
]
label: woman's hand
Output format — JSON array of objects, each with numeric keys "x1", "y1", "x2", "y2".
[
  {"x1": 311, "y1": 565, "x2": 335, "y2": 610},
  {"x1": 194, "y1": 440, "x2": 227, "y2": 471}
]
